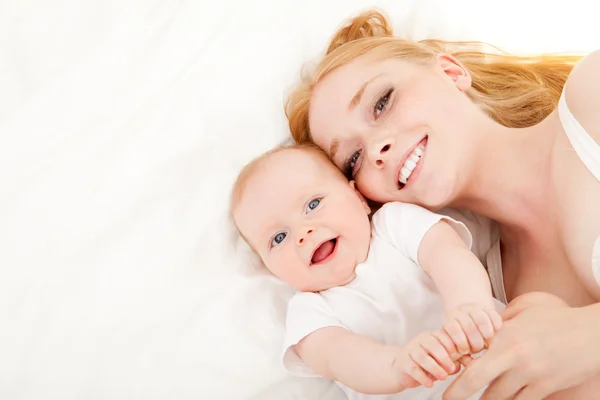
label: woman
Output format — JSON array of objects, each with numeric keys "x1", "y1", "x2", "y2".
[{"x1": 285, "y1": 10, "x2": 600, "y2": 400}]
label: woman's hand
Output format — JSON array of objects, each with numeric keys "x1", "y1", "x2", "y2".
[{"x1": 443, "y1": 292, "x2": 600, "y2": 400}]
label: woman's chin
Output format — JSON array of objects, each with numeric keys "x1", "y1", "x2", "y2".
[
  {"x1": 403, "y1": 185, "x2": 455, "y2": 211},
  {"x1": 360, "y1": 179, "x2": 454, "y2": 211}
]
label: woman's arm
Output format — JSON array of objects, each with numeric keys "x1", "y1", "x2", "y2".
[{"x1": 443, "y1": 292, "x2": 600, "y2": 400}]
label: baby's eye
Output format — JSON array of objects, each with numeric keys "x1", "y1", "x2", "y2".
[
  {"x1": 307, "y1": 198, "x2": 320, "y2": 212},
  {"x1": 271, "y1": 232, "x2": 287, "y2": 247}
]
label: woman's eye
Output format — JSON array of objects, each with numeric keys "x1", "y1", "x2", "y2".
[
  {"x1": 307, "y1": 198, "x2": 320, "y2": 212},
  {"x1": 374, "y1": 88, "x2": 393, "y2": 118},
  {"x1": 271, "y1": 232, "x2": 286, "y2": 247},
  {"x1": 345, "y1": 150, "x2": 361, "y2": 178},
  {"x1": 350, "y1": 151, "x2": 360, "y2": 167}
]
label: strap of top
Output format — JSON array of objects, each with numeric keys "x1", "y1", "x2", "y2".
[
  {"x1": 557, "y1": 89, "x2": 600, "y2": 181},
  {"x1": 486, "y1": 240, "x2": 507, "y2": 305}
]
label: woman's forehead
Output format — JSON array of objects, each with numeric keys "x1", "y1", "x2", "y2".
[
  {"x1": 319, "y1": 57, "x2": 413, "y2": 89},
  {"x1": 312, "y1": 57, "x2": 415, "y2": 114},
  {"x1": 319, "y1": 57, "x2": 380, "y2": 93},
  {"x1": 309, "y1": 59, "x2": 386, "y2": 136}
]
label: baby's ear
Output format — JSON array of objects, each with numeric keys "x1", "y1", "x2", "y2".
[{"x1": 349, "y1": 180, "x2": 371, "y2": 215}]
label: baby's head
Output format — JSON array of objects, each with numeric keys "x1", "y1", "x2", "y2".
[{"x1": 231, "y1": 144, "x2": 372, "y2": 292}]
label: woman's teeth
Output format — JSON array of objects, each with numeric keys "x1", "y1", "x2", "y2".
[{"x1": 399, "y1": 144, "x2": 424, "y2": 185}]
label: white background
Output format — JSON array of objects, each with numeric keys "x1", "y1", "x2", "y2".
[{"x1": 0, "y1": 1, "x2": 596, "y2": 398}]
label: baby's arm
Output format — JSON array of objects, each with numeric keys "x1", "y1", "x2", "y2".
[
  {"x1": 418, "y1": 221, "x2": 502, "y2": 352},
  {"x1": 295, "y1": 326, "x2": 459, "y2": 394},
  {"x1": 419, "y1": 220, "x2": 494, "y2": 310}
]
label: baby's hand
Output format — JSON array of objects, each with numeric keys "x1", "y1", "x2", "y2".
[
  {"x1": 391, "y1": 331, "x2": 461, "y2": 389},
  {"x1": 443, "y1": 303, "x2": 502, "y2": 354}
]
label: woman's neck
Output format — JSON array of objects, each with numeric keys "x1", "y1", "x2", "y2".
[{"x1": 454, "y1": 116, "x2": 561, "y2": 238}]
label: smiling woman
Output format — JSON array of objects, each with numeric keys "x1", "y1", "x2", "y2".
[
  {"x1": 288, "y1": 11, "x2": 580, "y2": 210},
  {"x1": 286, "y1": 8, "x2": 600, "y2": 400}
]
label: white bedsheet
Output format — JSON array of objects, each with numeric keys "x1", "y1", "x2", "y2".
[{"x1": 0, "y1": 1, "x2": 596, "y2": 399}]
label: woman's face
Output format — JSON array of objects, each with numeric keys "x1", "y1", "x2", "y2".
[{"x1": 308, "y1": 53, "x2": 480, "y2": 210}]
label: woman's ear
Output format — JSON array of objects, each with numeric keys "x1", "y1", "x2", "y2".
[
  {"x1": 437, "y1": 53, "x2": 472, "y2": 91},
  {"x1": 349, "y1": 180, "x2": 371, "y2": 215}
]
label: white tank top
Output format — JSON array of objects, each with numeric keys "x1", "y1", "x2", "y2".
[{"x1": 486, "y1": 89, "x2": 600, "y2": 304}]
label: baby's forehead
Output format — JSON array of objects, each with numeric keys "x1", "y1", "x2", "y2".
[
  {"x1": 260, "y1": 147, "x2": 339, "y2": 177},
  {"x1": 237, "y1": 148, "x2": 340, "y2": 210}
]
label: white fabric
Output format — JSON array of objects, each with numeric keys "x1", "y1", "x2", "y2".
[
  {"x1": 485, "y1": 241, "x2": 508, "y2": 304},
  {"x1": 281, "y1": 203, "x2": 501, "y2": 399},
  {"x1": 2, "y1": 1, "x2": 598, "y2": 399},
  {"x1": 373, "y1": 202, "x2": 473, "y2": 265},
  {"x1": 594, "y1": 237, "x2": 600, "y2": 288},
  {"x1": 558, "y1": 89, "x2": 600, "y2": 182},
  {"x1": 557, "y1": 89, "x2": 600, "y2": 286}
]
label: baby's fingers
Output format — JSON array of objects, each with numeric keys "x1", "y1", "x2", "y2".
[
  {"x1": 444, "y1": 320, "x2": 470, "y2": 354},
  {"x1": 410, "y1": 345, "x2": 448, "y2": 382},
  {"x1": 458, "y1": 355, "x2": 474, "y2": 368},
  {"x1": 423, "y1": 333, "x2": 456, "y2": 374},
  {"x1": 470, "y1": 310, "x2": 494, "y2": 341},
  {"x1": 433, "y1": 330, "x2": 457, "y2": 355},
  {"x1": 457, "y1": 313, "x2": 485, "y2": 352},
  {"x1": 400, "y1": 360, "x2": 434, "y2": 388},
  {"x1": 485, "y1": 308, "x2": 503, "y2": 331},
  {"x1": 396, "y1": 371, "x2": 421, "y2": 389}
]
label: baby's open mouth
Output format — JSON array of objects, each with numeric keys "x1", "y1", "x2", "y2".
[{"x1": 311, "y1": 238, "x2": 338, "y2": 265}]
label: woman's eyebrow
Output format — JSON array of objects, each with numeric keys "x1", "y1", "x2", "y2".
[
  {"x1": 348, "y1": 73, "x2": 383, "y2": 111},
  {"x1": 329, "y1": 139, "x2": 339, "y2": 159}
]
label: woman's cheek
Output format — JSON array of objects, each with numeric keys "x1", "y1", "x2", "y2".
[{"x1": 357, "y1": 176, "x2": 391, "y2": 203}]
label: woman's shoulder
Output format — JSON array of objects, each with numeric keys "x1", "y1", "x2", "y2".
[{"x1": 563, "y1": 49, "x2": 600, "y2": 145}]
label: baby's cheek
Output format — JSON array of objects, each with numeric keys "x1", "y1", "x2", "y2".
[{"x1": 266, "y1": 252, "x2": 298, "y2": 283}]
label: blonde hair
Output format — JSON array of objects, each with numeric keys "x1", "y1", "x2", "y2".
[{"x1": 287, "y1": 10, "x2": 582, "y2": 144}]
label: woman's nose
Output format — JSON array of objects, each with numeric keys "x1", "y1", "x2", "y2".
[{"x1": 368, "y1": 138, "x2": 393, "y2": 168}]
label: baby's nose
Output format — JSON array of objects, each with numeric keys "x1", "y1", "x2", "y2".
[{"x1": 297, "y1": 228, "x2": 314, "y2": 245}]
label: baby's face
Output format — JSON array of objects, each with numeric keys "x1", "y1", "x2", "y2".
[{"x1": 234, "y1": 148, "x2": 372, "y2": 292}]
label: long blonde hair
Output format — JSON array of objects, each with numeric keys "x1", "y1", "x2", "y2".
[{"x1": 287, "y1": 10, "x2": 582, "y2": 144}]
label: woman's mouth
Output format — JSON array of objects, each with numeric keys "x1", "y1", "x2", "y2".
[
  {"x1": 310, "y1": 238, "x2": 338, "y2": 265},
  {"x1": 398, "y1": 137, "x2": 427, "y2": 189}
]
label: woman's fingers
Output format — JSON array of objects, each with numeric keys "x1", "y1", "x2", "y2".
[
  {"x1": 480, "y1": 371, "x2": 527, "y2": 400},
  {"x1": 443, "y1": 349, "x2": 513, "y2": 400}
]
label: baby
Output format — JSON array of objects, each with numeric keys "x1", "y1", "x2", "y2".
[{"x1": 230, "y1": 144, "x2": 504, "y2": 399}]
